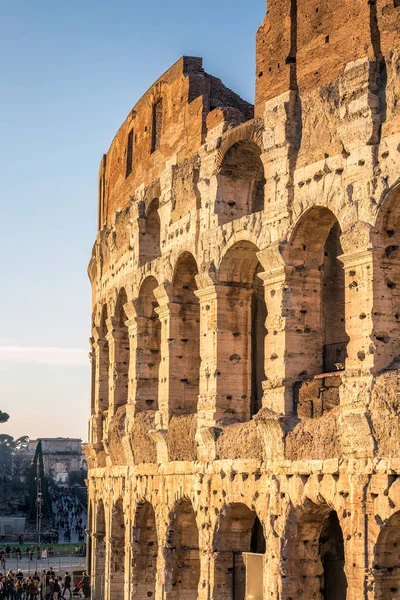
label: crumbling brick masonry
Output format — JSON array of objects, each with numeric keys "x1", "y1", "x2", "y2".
[{"x1": 84, "y1": 1, "x2": 400, "y2": 598}]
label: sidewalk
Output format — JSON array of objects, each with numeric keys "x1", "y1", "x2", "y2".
[{"x1": 1, "y1": 555, "x2": 86, "y2": 575}]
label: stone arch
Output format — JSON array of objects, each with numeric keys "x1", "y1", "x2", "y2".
[
  {"x1": 283, "y1": 503, "x2": 347, "y2": 600},
  {"x1": 113, "y1": 288, "x2": 130, "y2": 411},
  {"x1": 93, "y1": 499, "x2": 106, "y2": 600},
  {"x1": 288, "y1": 206, "x2": 349, "y2": 378},
  {"x1": 216, "y1": 140, "x2": 265, "y2": 224},
  {"x1": 217, "y1": 241, "x2": 267, "y2": 419},
  {"x1": 131, "y1": 500, "x2": 158, "y2": 600},
  {"x1": 134, "y1": 276, "x2": 161, "y2": 413},
  {"x1": 374, "y1": 509, "x2": 400, "y2": 598},
  {"x1": 109, "y1": 498, "x2": 126, "y2": 600},
  {"x1": 169, "y1": 252, "x2": 200, "y2": 416},
  {"x1": 97, "y1": 304, "x2": 110, "y2": 440},
  {"x1": 212, "y1": 503, "x2": 265, "y2": 600},
  {"x1": 139, "y1": 198, "x2": 161, "y2": 265},
  {"x1": 372, "y1": 182, "x2": 400, "y2": 370},
  {"x1": 166, "y1": 498, "x2": 200, "y2": 600}
]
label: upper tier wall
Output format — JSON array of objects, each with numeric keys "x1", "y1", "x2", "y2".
[
  {"x1": 255, "y1": 0, "x2": 400, "y2": 164},
  {"x1": 98, "y1": 56, "x2": 253, "y2": 228}
]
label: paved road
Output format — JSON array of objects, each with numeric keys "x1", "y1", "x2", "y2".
[{"x1": 52, "y1": 494, "x2": 86, "y2": 545}]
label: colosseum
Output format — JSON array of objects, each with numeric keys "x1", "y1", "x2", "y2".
[{"x1": 84, "y1": 1, "x2": 400, "y2": 598}]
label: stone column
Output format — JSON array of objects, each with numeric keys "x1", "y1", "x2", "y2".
[
  {"x1": 195, "y1": 274, "x2": 253, "y2": 431},
  {"x1": 337, "y1": 225, "x2": 381, "y2": 457},
  {"x1": 259, "y1": 265, "x2": 292, "y2": 415},
  {"x1": 106, "y1": 318, "x2": 129, "y2": 418},
  {"x1": 91, "y1": 328, "x2": 109, "y2": 447},
  {"x1": 91, "y1": 532, "x2": 106, "y2": 600},
  {"x1": 103, "y1": 512, "x2": 112, "y2": 600},
  {"x1": 124, "y1": 299, "x2": 162, "y2": 420},
  {"x1": 153, "y1": 283, "x2": 200, "y2": 428}
]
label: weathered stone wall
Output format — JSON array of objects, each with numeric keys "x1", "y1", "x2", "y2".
[{"x1": 85, "y1": 2, "x2": 400, "y2": 598}]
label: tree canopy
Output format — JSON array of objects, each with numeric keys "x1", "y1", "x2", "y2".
[{"x1": 0, "y1": 411, "x2": 10, "y2": 423}]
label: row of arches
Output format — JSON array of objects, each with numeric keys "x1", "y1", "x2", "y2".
[
  {"x1": 93, "y1": 205, "x2": 348, "y2": 425},
  {"x1": 93, "y1": 185, "x2": 400, "y2": 431},
  {"x1": 90, "y1": 495, "x2": 400, "y2": 600},
  {"x1": 121, "y1": 139, "x2": 266, "y2": 271}
]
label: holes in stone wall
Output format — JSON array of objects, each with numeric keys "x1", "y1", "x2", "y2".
[{"x1": 139, "y1": 198, "x2": 161, "y2": 265}]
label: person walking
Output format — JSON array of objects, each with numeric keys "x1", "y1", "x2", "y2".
[{"x1": 61, "y1": 574, "x2": 70, "y2": 600}]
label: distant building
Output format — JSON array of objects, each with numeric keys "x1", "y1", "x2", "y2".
[{"x1": 29, "y1": 438, "x2": 87, "y2": 483}]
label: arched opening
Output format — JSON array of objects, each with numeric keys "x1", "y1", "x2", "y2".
[
  {"x1": 131, "y1": 502, "x2": 157, "y2": 600},
  {"x1": 218, "y1": 242, "x2": 267, "y2": 421},
  {"x1": 251, "y1": 265, "x2": 267, "y2": 416},
  {"x1": 167, "y1": 500, "x2": 200, "y2": 600},
  {"x1": 288, "y1": 207, "x2": 348, "y2": 379},
  {"x1": 283, "y1": 507, "x2": 347, "y2": 600},
  {"x1": 98, "y1": 305, "x2": 110, "y2": 440},
  {"x1": 169, "y1": 253, "x2": 200, "y2": 417},
  {"x1": 139, "y1": 199, "x2": 161, "y2": 265},
  {"x1": 90, "y1": 335, "x2": 96, "y2": 417},
  {"x1": 93, "y1": 500, "x2": 106, "y2": 600},
  {"x1": 374, "y1": 510, "x2": 400, "y2": 598},
  {"x1": 87, "y1": 502, "x2": 93, "y2": 578},
  {"x1": 135, "y1": 277, "x2": 161, "y2": 413},
  {"x1": 151, "y1": 98, "x2": 163, "y2": 153},
  {"x1": 113, "y1": 289, "x2": 129, "y2": 412},
  {"x1": 319, "y1": 512, "x2": 347, "y2": 599},
  {"x1": 109, "y1": 499, "x2": 125, "y2": 600},
  {"x1": 216, "y1": 140, "x2": 265, "y2": 224},
  {"x1": 213, "y1": 504, "x2": 265, "y2": 600},
  {"x1": 374, "y1": 184, "x2": 400, "y2": 370}
]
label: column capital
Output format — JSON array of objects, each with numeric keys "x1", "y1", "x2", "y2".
[
  {"x1": 92, "y1": 327, "x2": 108, "y2": 344},
  {"x1": 338, "y1": 246, "x2": 381, "y2": 269},
  {"x1": 153, "y1": 282, "x2": 173, "y2": 307},
  {"x1": 122, "y1": 300, "x2": 138, "y2": 321},
  {"x1": 257, "y1": 240, "x2": 289, "y2": 272},
  {"x1": 194, "y1": 281, "x2": 253, "y2": 302}
]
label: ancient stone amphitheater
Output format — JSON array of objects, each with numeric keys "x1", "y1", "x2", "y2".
[{"x1": 84, "y1": 1, "x2": 400, "y2": 598}]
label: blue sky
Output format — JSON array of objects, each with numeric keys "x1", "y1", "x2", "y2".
[{"x1": 0, "y1": 0, "x2": 265, "y2": 441}]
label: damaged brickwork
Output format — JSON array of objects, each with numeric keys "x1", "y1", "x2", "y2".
[{"x1": 84, "y1": 1, "x2": 400, "y2": 598}]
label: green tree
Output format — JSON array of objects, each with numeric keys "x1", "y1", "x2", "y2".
[
  {"x1": 0, "y1": 411, "x2": 10, "y2": 423},
  {"x1": 0, "y1": 434, "x2": 29, "y2": 513},
  {"x1": 68, "y1": 469, "x2": 88, "y2": 487},
  {"x1": 28, "y1": 440, "x2": 51, "y2": 520},
  {"x1": 0, "y1": 434, "x2": 29, "y2": 472}
]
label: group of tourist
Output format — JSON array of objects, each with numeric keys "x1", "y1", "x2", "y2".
[
  {"x1": 53, "y1": 496, "x2": 86, "y2": 544},
  {"x1": 0, "y1": 568, "x2": 85, "y2": 599}
]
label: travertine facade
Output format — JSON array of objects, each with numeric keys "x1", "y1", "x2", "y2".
[{"x1": 84, "y1": 1, "x2": 400, "y2": 598}]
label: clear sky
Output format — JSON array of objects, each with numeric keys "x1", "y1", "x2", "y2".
[{"x1": 0, "y1": 0, "x2": 265, "y2": 442}]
